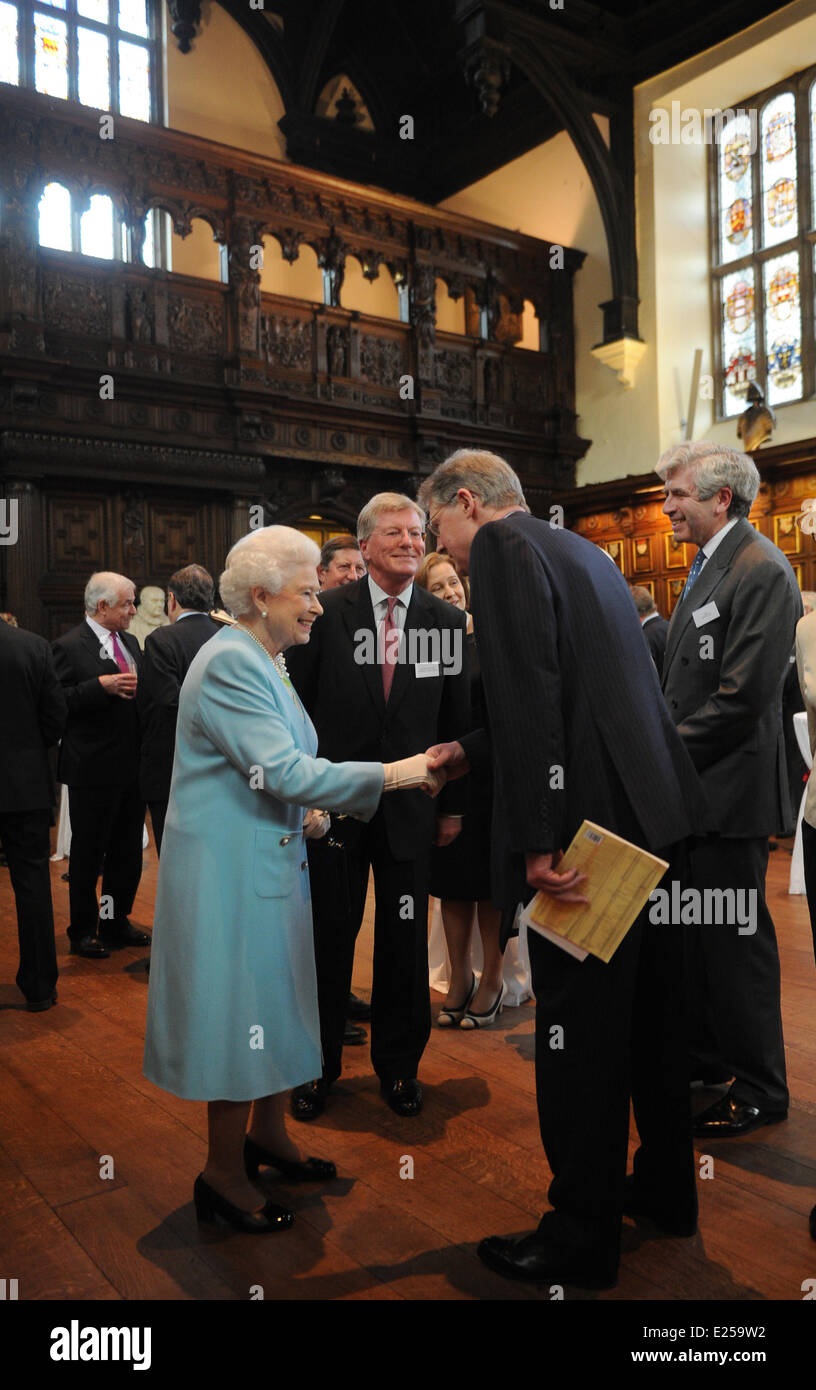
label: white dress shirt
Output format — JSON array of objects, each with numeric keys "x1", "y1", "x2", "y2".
[
  {"x1": 694, "y1": 516, "x2": 739, "y2": 573},
  {"x1": 85, "y1": 615, "x2": 136, "y2": 671},
  {"x1": 368, "y1": 574, "x2": 413, "y2": 644}
]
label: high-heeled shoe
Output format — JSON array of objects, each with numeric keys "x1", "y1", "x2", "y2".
[
  {"x1": 244, "y1": 1137, "x2": 337, "y2": 1182},
  {"x1": 460, "y1": 982, "x2": 506, "y2": 1029},
  {"x1": 193, "y1": 1173, "x2": 293, "y2": 1232},
  {"x1": 437, "y1": 972, "x2": 477, "y2": 1027}
]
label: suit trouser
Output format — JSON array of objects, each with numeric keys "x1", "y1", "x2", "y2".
[
  {"x1": 685, "y1": 834, "x2": 788, "y2": 1112},
  {"x1": 800, "y1": 820, "x2": 816, "y2": 969},
  {"x1": 0, "y1": 810, "x2": 59, "y2": 1003},
  {"x1": 311, "y1": 810, "x2": 431, "y2": 1086},
  {"x1": 529, "y1": 850, "x2": 696, "y2": 1271},
  {"x1": 67, "y1": 782, "x2": 145, "y2": 940},
  {"x1": 148, "y1": 800, "x2": 168, "y2": 857}
]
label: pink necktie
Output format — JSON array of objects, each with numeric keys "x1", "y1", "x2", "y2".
[
  {"x1": 111, "y1": 633, "x2": 130, "y2": 674},
  {"x1": 381, "y1": 597, "x2": 399, "y2": 701}
]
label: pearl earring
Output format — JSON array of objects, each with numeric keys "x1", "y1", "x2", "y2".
[{"x1": 261, "y1": 609, "x2": 268, "y2": 617}]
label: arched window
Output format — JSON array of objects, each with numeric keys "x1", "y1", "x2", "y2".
[
  {"x1": 37, "y1": 180, "x2": 168, "y2": 262},
  {"x1": 37, "y1": 180, "x2": 72, "y2": 250},
  {"x1": 0, "y1": 0, "x2": 158, "y2": 121},
  {"x1": 710, "y1": 66, "x2": 815, "y2": 418}
]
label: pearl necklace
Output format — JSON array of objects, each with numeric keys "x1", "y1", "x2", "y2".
[{"x1": 236, "y1": 623, "x2": 291, "y2": 684}]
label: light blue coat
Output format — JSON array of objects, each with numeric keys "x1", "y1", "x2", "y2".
[{"x1": 143, "y1": 626, "x2": 384, "y2": 1101}]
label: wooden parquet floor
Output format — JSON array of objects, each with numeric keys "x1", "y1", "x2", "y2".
[{"x1": 0, "y1": 831, "x2": 814, "y2": 1303}]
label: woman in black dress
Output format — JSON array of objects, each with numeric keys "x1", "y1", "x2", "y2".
[{"x1": 416, "y1": 553, "x2": 505, "y2": 1027}]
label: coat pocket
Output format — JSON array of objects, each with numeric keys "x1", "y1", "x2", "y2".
[{"x1": 252, "y1": 828, "x2": 299, "y2": 898}]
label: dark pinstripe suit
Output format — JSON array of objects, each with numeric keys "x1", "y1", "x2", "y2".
[{"x1": 460, "y1": 512, "x2": 706, "y2": 1272}]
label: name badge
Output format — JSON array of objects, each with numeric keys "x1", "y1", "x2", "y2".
[
  {"x1": 692, "y1": 601, "x2": 720, "y2": 628},
  {"x1": 415, "y1": 662, "x2": 439, "y2": 678}
]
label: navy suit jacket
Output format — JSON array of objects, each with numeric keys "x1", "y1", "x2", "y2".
[
  {"x1": 137, "y1": 612, "x2": 219, "y2": 800},
  {"x1": 52, "y1": 622, "x2": 142, "y2": 788},
  {"x1": 287, "y1": 577, "x2": 470, "y2": 859},
  {"x1": 460, "y1": 513, "x2": 706, "y2": 913},
  {"x1": 0, "y1": 618, "x2": 66, "y2": 812}
]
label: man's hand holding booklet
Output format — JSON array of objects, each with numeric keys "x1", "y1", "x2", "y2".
[{"x1": 520, "y1": 821, "x2": 668, "y2": 964}]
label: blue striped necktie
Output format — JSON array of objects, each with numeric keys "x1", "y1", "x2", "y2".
[{"x1": 679, "y1": 548, "x2": 706, "y2": 604}]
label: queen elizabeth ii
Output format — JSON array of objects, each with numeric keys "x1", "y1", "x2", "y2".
[{"x1": 143, "y1": 525, "x2": 434, "y2": 1233}]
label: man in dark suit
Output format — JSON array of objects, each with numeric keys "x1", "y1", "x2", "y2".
[
  {"x1": 137, "y1": 564, "x2": 219, "y2": 854},
  {"x1": 0, "y1": 618, "x2": 67, "y2": 1009},
  {"x1": 287, "y1": 493, "x2": 470, "y2": 1119},
  {"x1": 422, "y1": 448, "x2": 705, "y2": 1289},
  {"x1": 315, "y1": 533, "x2": 371, "y2": 1044},
  {"x1": 52, "y1": 572, "x2": 150, "y2": 958},
  {"x1": 630, "y1": 584, "x2": 669, "y2": 676},
  {"x1": 659, "y1": 442, "x2": 801, "y2": 1138}
]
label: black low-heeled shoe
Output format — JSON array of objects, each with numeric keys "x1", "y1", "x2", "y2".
[
  {"x1": 244, "y1": 1137, "x2": 337, "y2": 1182},
  {"x1": 193, "y1": 1174, "x2": 293, "y2": 1232}
]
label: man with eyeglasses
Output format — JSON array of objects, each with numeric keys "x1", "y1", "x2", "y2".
[{"x1": 287, "y1": 493, "x2": 470, "y2": 1120}]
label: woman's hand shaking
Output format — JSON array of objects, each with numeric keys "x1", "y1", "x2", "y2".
[{"x1": 382, "y1": 754, "x2": 446, "y2": 797}]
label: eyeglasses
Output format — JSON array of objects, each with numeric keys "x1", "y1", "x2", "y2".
[{"x1": 426, "y1": 511, "x2": 446, "y2": 538}]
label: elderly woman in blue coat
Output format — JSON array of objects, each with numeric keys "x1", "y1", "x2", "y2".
[{"x1": 143, "y1": 525, "x2": 434, "y2": 1234}]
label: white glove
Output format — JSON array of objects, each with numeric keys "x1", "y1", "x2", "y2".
[
  {"x1": 382, "y1": 754, "x2": 445, "y2": 797},
  {"x1": 303, "y1": 808, "x2": 330, "y2": 839}
]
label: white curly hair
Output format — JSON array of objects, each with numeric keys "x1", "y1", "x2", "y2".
[{"x1": 219, "y1": 526, "x2": 321, "y2": 616}]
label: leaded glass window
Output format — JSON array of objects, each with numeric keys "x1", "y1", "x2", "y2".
[
  {"x1": 708, "y1": 67, "x2": 816, "y2": 411},
  {"x1": 0, "y1": 0, "x2": 157, "y2": 120},
  {"x1": 711, "y1": 65, "x2": 816, "y2": 418}
]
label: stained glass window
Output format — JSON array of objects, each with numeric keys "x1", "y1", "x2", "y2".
[
  {"x1": 711, "y1": 66, "x2": 816, "y2": 416},
  {"x1": 118, "y1": 0, "x2": 146, "y2": 37},
  {"x1": 719, "y1": 113, "x2": 754, "y2": 265},
  {"x1": 761, "y1": 93, "x2": 797, "y2": 249},
  {"x1": 0, "y1": 1, "x2": 155, "y2": 121},
  {"x1": 77, "y1": 25, "x2": 108, "y2": 109},
  {"x1": 34, "y1": 11, "x2": 68, "y2": 97},
  {"x1": 118, "y1": 36, "x2": 148, "y2": 119},
  {"x1": 0, "y1": 1, "x2": 19, "y2": 85}
]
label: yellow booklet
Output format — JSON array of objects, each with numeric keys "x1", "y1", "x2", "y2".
[{"x1": 520, "y1": 821, "x2": 668, "y2": 964}]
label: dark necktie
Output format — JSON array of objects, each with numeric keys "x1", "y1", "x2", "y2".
[{"x1": 679, "y1": 548, "x2": 706, "y2": 604}]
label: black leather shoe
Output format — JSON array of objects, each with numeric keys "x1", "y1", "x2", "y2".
[
  {"x1": 693, "y1": 1094, "x2": 787, "y2": 1138},
  {"x1": 27, "y1": 990, "x2": 58, "y2": 1013},
  {"x1": 381, "y1": 1078, "x2": 423, "y2": 1117},
  {"x1": 623, "y1": 1176, "x2": 697, "y2": 1237},
  {"x1": 346, "y1": 991, "x2": 371, "y2": 1022},
  {"x1": 477, "y1": 1233, "x2": 617, "y2": 1289},
  {"x1": 101, "y1": 920, "x2": 151, "y2": 947},
  {"x1": 193, "y1": 1174, "x2": 293, "y2": 1232},
  {"x1": 343, "y1": 1021, "x2": 366, "y2": 1046},
  {"x1": 69, "y1": 935, "x2": 110, "y2": 959},
  {"x1": 244, "y1": 1137, "x2": 337, "y2": 1182},
  {"x1": 290, "y1": 1078, "x2": 328, "y2": 1121},
  {"x1": 810, "y1": 1204, "x2": 816, "y2": 1241}
]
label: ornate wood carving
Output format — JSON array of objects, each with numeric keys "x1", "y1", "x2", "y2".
[{"x1": 1, "y1": 82, "x2": 590, "y2": 634}]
